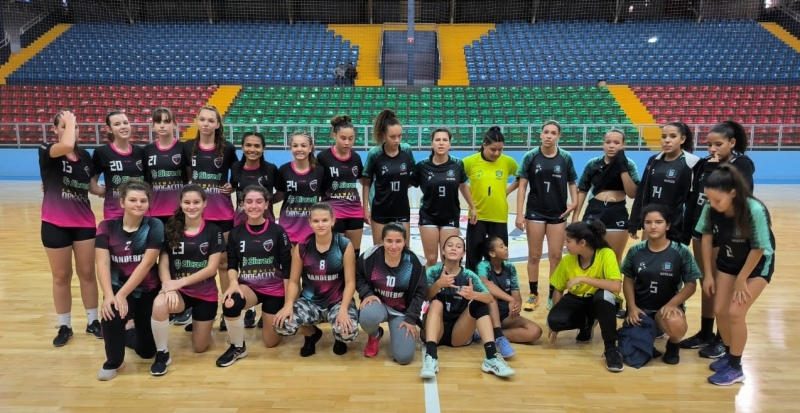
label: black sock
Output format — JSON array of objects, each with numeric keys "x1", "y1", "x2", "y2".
[
  {"x1": 425, "y1": 341, "x2": 438, "y2": 359},
  {"x1": 700, "y1": 317, "x2": 715, "y2": 338},
  {"x1": 666, "y1": 341, "x2": 680, "y2": 355},
  {"x1": 493, "y1": 327, "x2": 504, "y2": 339},
  {"x1": 548, "y1": 284, "x2": 555, "y2": 299},
  {"x1": 728, "y1": 354, "x2": 742, "y2": 368},
  {"x1": 723, "y1": 345, "x2": 730, "y2": 354},
  {"x1": 529, "y1": 281, "x2": 538, "y2": 296},
  {"x1": 604, "y1": 340, "x2": 617, "y2": 351},
  {"x1": 484, "y1": 341, "x2": 497, "y2": 358},
  {"x1": 715, "y1": 331, "x2": 722, "y2": 341}
]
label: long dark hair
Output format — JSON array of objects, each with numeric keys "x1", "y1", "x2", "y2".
[
  {"x1": 104, "y1": 110, "x2": 126, "y2": 143},
  {"x1": 192, "y1": 106, "x2": 226, "y2": 159},
  {"x1": 709, "y1": 120, "x2": 748, "y2": 156},
  {"x1": 166, "y1": 184, "x2": 207, "y2": 250},
  {"x1": 430, "y1": 127, "x2": 451, "y2": 156},
  {"x1": 381, "y1": 222, "x2": 413, "y2": 254},
  {"x1": 641, "y1": 204, "x2": 677, "y2": 241},
  {"x1": 664, "y1": 121, "x2": 695, "y2": 153},
  {"x1": 373, "y1": 109, "x2": 402, "y2": 145},
  {"x1": 541, "y1": 120, "x2": 562, "y2": 135},
  {"x1": 331, "y1": 114, "x2": 354, "y2": 135},
  {"x1": 704, "y1": 164, "x2": 755, "y2": 239},
  {"x1": 566, "y1": 220, "x2": 610, "y2": 250},
  {"x1": 238, "y1": 131, "x2": 266, "y2": 170},
  {"x1": 479, "y1": 126, "x2": 505, "y2": 153}
]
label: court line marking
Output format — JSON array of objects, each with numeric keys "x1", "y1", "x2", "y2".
[{"x1": 423, "y1": 376, "x2": 441, "y2": 413}]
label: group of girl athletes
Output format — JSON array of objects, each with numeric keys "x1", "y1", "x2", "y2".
[{"x1": 39, "y1": 105, "x2": 774, "y2": 385}]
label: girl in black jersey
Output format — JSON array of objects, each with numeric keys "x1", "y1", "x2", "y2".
[
  {"x1": 621, "y1": 204, "x2": 701, "y2": 366},
  {"x1": 275, "y1": 131, "x2": 325, "y2": 244},
  {"x1": 230, "y1": 132, "x2": 279, "y2": 328},
  {"x1": 91, "y1": 110, "x2": 145, "y2": 220},
  {"x1": 143, "y1": 108, "x2": 189, "y2": 224},
  {"x1": 273, "y1": 202, "x2": 359, "y2": 357},
  {"x1": 357, "y1": 223, "x2": 427, "y2": 363},
  {"x1": 319, "y1": 115, "x2": 366, "y2": 257},
  {"x1": 95, "y1": 181, "x2": 164, "y2": 381},
  {"x1": 410, "y1": 128, "x2": 477, "y2": 268},
  {"x1": 574, "y1": 129, "x2": 640, "y2": 264},
  {"x1": 362, "y1": 109, "x2": 416, "y2": 245},
  {"x1": 216, "y1": 185, "x2": 292, "y2": 367},
  {"x1": 629, "y1": 121, "x2": 699, "y2": 243},
  {"x1": 516, "y1": 121, "x2": 578, "y2": 312},
  {"x1": 185, "y1": 106, "x2": 237, "y2": 331},
  {"x1": 697, "y1": 165, "x2": 774, "y2": 386},
  {"x1": 41, "y1": 111, "x2": 102, "y2": 347},
  {"x1": 149, "y1": 185, "x2": 225, "y2": 376},
  {"x1": 681, "y1": 121, "x2": 755, "y2": 357}
]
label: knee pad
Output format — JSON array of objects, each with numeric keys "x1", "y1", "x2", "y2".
[
  {"x1": 221, "y1": 293, "x2": 247, "y2": 318},
  {"x1": 468, "y1": 300, "x2": 490, "y2": 319}
]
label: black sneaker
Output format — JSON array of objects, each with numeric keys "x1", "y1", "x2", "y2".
[
  {"x1": 216, "y1": 343, "x2": 248, "y2": 367},
  {"x1": 86, "y1": 320, "x2": 102, "y2": 339},
  {"x1": 300, "y1": 327, "x2": 323, "y2": 357},
  {"x1": 576, "y1": 320, "x2": 597, "y2": 343},
  {"x1": 604, "y1": 348, "x2": 624, "y2": 372},
  {"x1": 173, "y1": 308, "x2": 192, "y2": 326},
  {"x1": 184, "y1": 323, "x2": 193, "y2": 332},
  {"x1": 244, "y1": 309, "x2": 256, "y2": 329},
  {"x1": 52, "y1": 325, "x2": 73, "y2": 347},
  {"x1": 680, "y1": 332, "x2": 712, "y2": 349},
  {"x1": 663, "y1": 349, "x2": 680, "y2": 365},
  {"x1": 219, "y1": 318, "x2": 227, "y2": 332},
  {"x1": 333, "y1": 340, "x2": 348, "y2": 355},
  {"x1": 699, "y1": 338, "x2": 726, "y2": 359},
  {"x1": 150, "y1": 350, "x2": 172, "y2": 376},
  {"x1": 257, "y1": 316, "x2": 263, "y2": 329}
]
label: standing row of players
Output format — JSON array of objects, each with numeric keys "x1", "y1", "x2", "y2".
[{"x1": 40, "y1": 107, "x2": 774, "y2": 385}]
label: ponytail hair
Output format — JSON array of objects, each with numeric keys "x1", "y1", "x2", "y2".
[
  {"x1": 565, "y1": 220, "x2": 610, "y2": 250},
  {"x1": 703, "y1": 164, "x2": 754, "y2": 239},
  {"x1": 441, "y1": 234, "x2": 466, "y2": 264},
  {"x1": 104, "y1": 110, "x2": 126, "y2": 143},
  {"x1": 192, "y1": 106, "x2": 226, "y2": 159},
  {"x1": 482, "y1": 236, "x2": 503, "y2": 262},
  {"x1": 605, "y1": 127, "x2": 626, "y2": 143},
  {"x1": 373, "y1": 109, "x2": 402, "y2": 145},
  {"x1": 542, "y1": 120, "x2": 562, "y2": 135},
  {"x1": 238, "y1": 132, "x2": 266, "y2": 174},
  {"x1": 166, "y1": 184, "x2": 207, "y2": 250},
  {"x1": 289, "y1": 130, "x2": 317, "y2": 169},
  {"x1": 430, "y1": 127, "x2": 452, "y2": 156},
  {"x1": 480, "y1": 126, "x2": 505, "y2": 152},
  {"x1": 381, "y1": 222, "x2": 413, "y2": 253},
  {"x1": 709, "y1": 120, "x2": 748, "y2": 156},
  {"x1": 640, "y1": 204, "x2": 677, "y2": 240},
  {"x1": 665, "y1": 121, "x2": 695, "y2": 153},
  {"x1": 117, "y1": 180, "x2": 152, "y2": 201},
  {"x1": 242, "y1": 184, "x2": 272, "y2": 202},
  {"x1": 309, "y1": 201, "x2": 335, "y2": 219},
  {"x1": 330, "y1": 114, "x2": 354, "y2": 135}
]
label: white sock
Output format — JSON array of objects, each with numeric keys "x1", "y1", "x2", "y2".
[
  {"x1": 57, "y1": 313, "x2": 71, "y2": 328},
  {"x1": 151, "y1": 318, "x2": 170, "y2": 352},
  {"x1": 86, "y1": 308, "x2": 99, "y2": 324},
  {"x1": 227, "y1": 317, "x2": 245, "y2": 348}
]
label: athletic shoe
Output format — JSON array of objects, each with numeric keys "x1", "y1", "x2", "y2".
[
  {"x1": 216, "y1": 342, "x2": 248, "y2": 367},
  {"x1": 150, "y1": 350, "x2": 172, "y2": 376},
  {"x1": 364, "y1": 327, "x2": 383, "y2": 358},
  {"x1": 616, "y1": 309, "x2": 627, "y2": 319},
  {"x1": 699, "y1": 338, "x2": 726, "y2": 359},
  {"x1": 680, "y1": 332, "x2": 712, "y2": 349},
  {"x1": 300, "y1": 327, "x2": 323, "y2": 357},
  {"x1": 244, "y1": 309, "x2": 256, "y2": 329},
  {"x1": 86, "y1": 320, "x2": 102, "y2": 339},
  {"x1": 481, "y1": 354, "x2": 515, "y2": 377},
  {"x1": 604, "y1": 348, "x2": 624, "y2": 372},
  {"x1": 333, "y1": 340, "x2": 348, "y2": 355},
  {"x1": 53, "y1": 325, "x2": 73, "y2": 347},
  {"x1": 419, "y1": 354, "x2": 439, "y2": 379},
  {"x1": 523, "y1": 294, "x2": 539, "y2": 312},
  {"x1": 576, "y1": 320, "x2": 597, "y2": 343},
  {"x1": 173, "y1": 308, "x2": 192, "y2": 326},
  {"x1": 97, "y1": 367, "x2": 118, "y2": 381},
  {"x1": 546, "y1": 298, "x2": 553, "y2": 310},
  {"x1": 495, "y1": 336, "x2": 515, "y2": 358},
  {"x1": 662, "y1": 348, "x2": 680, "y2": 365},
  {"x1": 709, "y1": 354, "x2": 731, "y2": 372},
  {"x1": 708, "y1": 365, "x2": 745, "y2": 386},
  {"x1": 472, "y1": 330, "x2": 481, "y2": 343},
  {"x1": 257, "y1": 316, "x2": 263, "y2": 329},
  {"x1": 655, "y1": 329, "x2": 666, "y2": 339},
  {"x1": 184, "y1": 323, "x2": 193, "y2": 332}
]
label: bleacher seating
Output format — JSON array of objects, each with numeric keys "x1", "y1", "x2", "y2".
[
  {"x1": 466, "y1": 21, "x2": 800, "y2": 84},
  {"x1": 7, "y1": 23, "x2": 358, "y2": 85},
  {"x1": 633, "y1": 85, "x2": 800, "y2": 146},
  {"x1": 224, "y1": 85, "x2": 633, "y2": 147},
  {"x1": 0, "y1": 85, "x2": 216, "y2": 144}
]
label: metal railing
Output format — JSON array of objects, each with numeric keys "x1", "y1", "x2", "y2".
[{"x1": 2, "y1": 122, "x2": 798, "y2": 150}]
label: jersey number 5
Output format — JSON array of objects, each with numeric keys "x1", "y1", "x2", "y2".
[{"x1": 650, "y1": 281, "x2": 658, "y2": 294}]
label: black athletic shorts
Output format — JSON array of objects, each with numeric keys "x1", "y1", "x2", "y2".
[
  {"x1": 253, "y1": 291, "x2": 286, "y2": 314},
  {"x1": 717, "y1": 258, "x2": 774, "y2": 284},
  {"x1": 419, "y1": 212, "x2": 459, "y2": 229},
  {"x1": 582, "y1": 199, "x2": 629, "y2": 231},
  {"x1": 41, "y1": 221, "x2": 96, "y2": 249},
  {"x1": 372, "y1": 216, "x2": 410, "y2": 225},
  {"x1": 179, "y1": 291, "x2": 219, "y2": 322},
  {"x1": 334, "y1": 217, "x2": 365, "y2": 233},
  {"x1": 208, "y1": 219, "x2": 234, "y2": 233},
  {"x1": 525, "y1": 210, "x2": 566, "y2": 225}
]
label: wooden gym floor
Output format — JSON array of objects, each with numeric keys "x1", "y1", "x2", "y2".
[{"x1": 0, "y1": 182, "x2": 797, "y2": 413}]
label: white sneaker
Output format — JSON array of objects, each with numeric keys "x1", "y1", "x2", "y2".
[
  {"x1": 481, "y1": 354, "x2": 516, "y2": 378},
  {"x1": 420, "y1": 354, "x2": 439, "y2": 379}
]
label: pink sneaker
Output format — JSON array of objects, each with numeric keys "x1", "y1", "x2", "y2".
[{"x1": 364, "y1": 327, "x2": 383, "y2": 358}]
